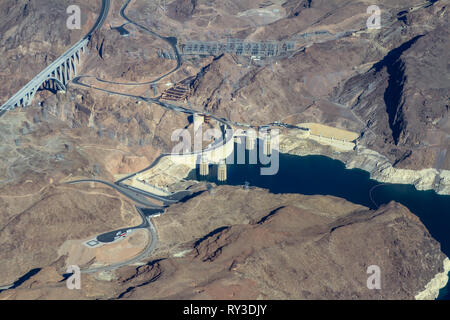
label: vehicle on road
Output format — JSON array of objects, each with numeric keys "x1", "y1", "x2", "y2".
[{"x1": 114, "y1": 229, "x2": 133, "y2": 241}]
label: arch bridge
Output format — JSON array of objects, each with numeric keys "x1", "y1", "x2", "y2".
[
  {"x1": 0, "y1": 0, "x2": 110, "y2": 114},
  {"x1": 0, "y1": 38, "x2": 88, "y2": 111}
]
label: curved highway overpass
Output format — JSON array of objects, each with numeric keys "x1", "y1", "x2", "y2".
[{"x1": 2, "y1": 0, "x2": 268, "y2": 283}]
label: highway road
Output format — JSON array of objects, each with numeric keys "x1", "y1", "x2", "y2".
[
  {"x1": 116, "y1": 183, "x2": 193, "y2": 204},
  {"x1": 86, "y1": 0, "x2": 111, "y2": 37},
  {"x1": 68, "y1": 0, "x2": 440, "y2": 277},
  {"x1": 72, "y1": 0, "x2": 238, "y2": 132},
  {"x1": 96, "y1": 207, "x2": 150, "y2": 243},
  {"x1": 53, "y1": 0, "x2": 166, "y2": 276},
  {"x1": 75, "y1": 0, "x2": 182, "y2": 87},
  {"x1": 67, "y1": 177, "x2": 193, "y2": 206},
  {"x1": 0, "y1": 1, "x2": 114, "y2": 287},
  {"x1": 67, "y1": 179, "x2": 165, "y2": 208},
  {"x1": 0, "y1": 0, "x2": 110, "y2": 115},
  {"x1": 81, "y1": 208, "x2": 160, "y2": 275},
  {"x1": 3, "y1": 0, "x2": 442, "y2": 285}
]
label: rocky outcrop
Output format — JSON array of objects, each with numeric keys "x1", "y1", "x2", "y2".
[
  {"x1": 0, "y1": 186, "x2": 143, "y2": 286},
  {"x1": 0, "y1": 0, "x2": 99, "y2": 105},
  {"x1": 284, "y1": 0, "x2": 313, "y2": 18},
  {"x1": 1, "y1": 0, "x2": 449, "y2": 300},
  {"x1": 334, "y1": 18, "x2": 449, "y2": 168},
  {"x1": 346, "y1": 147, "x2": 450, "y2": 195},
  {"x1": 167, "y1": 0, "x2": 197, "y2": 22},
  {"x1": 416, "y1": 258, "x2": 450, "y2": 300},
  {"x1": 279, "y1": 131, "x2": 450, "y2": 195},
  {"x1": 2, "y1": 187, "x2": 446, "y2": 300}
]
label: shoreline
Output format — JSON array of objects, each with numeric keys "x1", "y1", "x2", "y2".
[
  {"x1": 277, "y1": 131, "x2": 450, "y2": 299},
  {"x1": 278, "y1": 131, "x2": 450, "y2": 196},
  {"x1": 415, "y1": 258, "x2": 450, "y2": 300},
  {"x1": 137, "y1": 130, "x2": 450, "y2": 196},
  {"x1": 112, "y1": 129, "x2": 450, "y2": 299}
]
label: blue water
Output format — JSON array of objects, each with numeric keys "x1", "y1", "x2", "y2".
[{"x1": 187, "y1": 143, "x2": 450, "y2": 299}]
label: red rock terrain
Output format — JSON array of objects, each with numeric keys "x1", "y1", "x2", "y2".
[
  {"x1": 0, "y1": 187, "x2": 445, "y2": 299},
  {"x1": 0, "y1": 0, "x2": 448, "y2": 299}
]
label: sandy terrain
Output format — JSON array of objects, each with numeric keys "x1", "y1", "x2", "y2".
[
  {"x1": 0, "y1": 0, "x2": 448, "y2": 300},
  {"x1": 58, "y1": 229, "x2": 150, "y2": 269},
  {"x1": 1, "y1": 186, "x2": 446, "y2": 300}
]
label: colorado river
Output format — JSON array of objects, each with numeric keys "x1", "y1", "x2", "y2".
[{"x1": 187, "y1": 141, "x2": 450, "y2": 299}]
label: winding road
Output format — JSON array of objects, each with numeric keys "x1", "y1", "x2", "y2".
[
  {"x1": 67, "y1": 178, "x2": 193, "y2": 205},
  {"x1": 66, "y1": 0, "x2": 240, "y2": 275},
  {"x1": 81, "y1": 208, "x2": 160, "y2": 275},
  {"x1": 67, "y1": 179, "x2": 164, "y2": 208},
  {"x1": 0, "y1": 0, "x2": 110, "y2": 115},
  {"x1": 75, "y1": 0, "x2": 181, "y2": 87},
  {"x1": 2, "y1": 0, "x2": 443, "y2": 284},
  {"x1": 87, "y1": 0, "x2": 111, "y2": 37},
  {"x1": 68, "y1": 0, "x2": 444, "y2": 275}
]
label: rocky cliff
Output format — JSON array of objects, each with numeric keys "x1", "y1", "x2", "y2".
[
  {"x1": 0, "y1": 0, "x2": 448, "y2": 300},
  {"x1": 0, "y1": 187, "x2": 447, "y2": 299}
]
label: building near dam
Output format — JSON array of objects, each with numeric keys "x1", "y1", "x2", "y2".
[{"x1": 179, "y1": 39, "x2": 297, "y2": 58}]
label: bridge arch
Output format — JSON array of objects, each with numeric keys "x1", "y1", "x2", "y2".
[
  {"x1": 39, "y1": 77, "x2": 67, "y2": 93},
  {"x1": 1, "y1": 0, "x2": 108, "y2": 114},
  {"x1": 20, "y1": 77, "x2": 67, "y2": 108}
]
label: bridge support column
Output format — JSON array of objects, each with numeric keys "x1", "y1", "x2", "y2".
[
  {"x1": 64, "y1": 62, "x2": 69, "y2": 83},
  {"x1": 29, "y1": 88, "x2": 37, "y2": 104},
  {"x1": 79, "y1": 48, "x2": 84, "y2": 67},
  {"x1": 72, "y1": 56, "x2": 77, "y2": 77},
  {"x1": 26, "y1": 91, "x2": 34, "y2": 106},
  {"x1": 65, "y1": 60, "x2": 71, "y2": 81},
  {"x1": 69, "y1": 59, "x2": 74, "y2": 80},
  {"x1": 56, "y1": 66, "x2": 61, "y2": 83},
  {"x1": 76, "y1": 51, "x2": 81, "y2": 71},
  {"x1": 23, "y1": 94, "x2": 29, "y2": 107},
  {"x1": 62, "y1": 62, "x2": 67, "y2": 83}
]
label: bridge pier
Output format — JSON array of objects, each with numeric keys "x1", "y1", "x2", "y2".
[
  {"x1": 57, "y1": 66, "x2": 62, "y2": 83},
  {"x1": 193, "y1": 113, "x2": 204, "y2": 133},
  {"x1": 64, "y1": 61, "x2": 69, "y2": 83},
  {"x1": 70, "y1": 59, "x2": 74, "y2": 80},
  {"x1": 66, "y1": 60, "x2": 71, "y2": 81},
  {"x1": 1, "y1": 36, "x2": 89, "y2": 112},
  {"x1": 72, "y1": 56, "x2": 77, "y2": 77}
]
